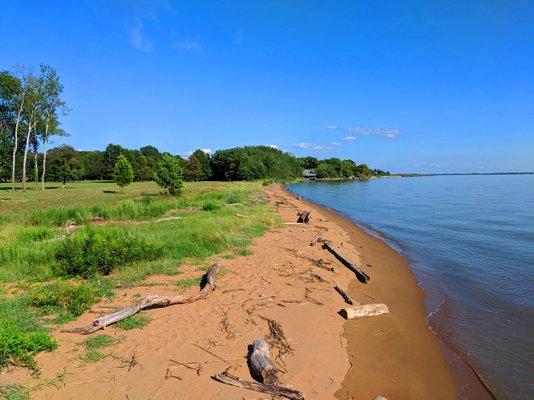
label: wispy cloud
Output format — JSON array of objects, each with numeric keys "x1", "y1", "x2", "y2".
[
  {"x1": 326, "y1": 124, "x2": 337, "y2": 130},
  {"x1": 347, "y1": 126, "x2": 401, "y2": 138},
  {"x1": 331, "y1": 141, "x2": 341, "y2": 146},
  {"x1": 129, "y1": 19, "x2": 153, "y2": 52},
  {"x1": 172, "y1": 40, "x2": 203, "y2": 55},
  {"x1": 294, "y1": 142, "x2": 311, "y2": 149},
  {"x1": 342, "y1": 136, "x2": 356, "y2": 142}
]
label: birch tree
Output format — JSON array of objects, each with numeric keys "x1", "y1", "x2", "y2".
[{"x1": 21, "y1": 74, "x2": 40, "y2": 191}]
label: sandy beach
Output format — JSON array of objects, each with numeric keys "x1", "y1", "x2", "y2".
[{"x1": 4, "y1": 184, "x2": 458, "y2": 399}]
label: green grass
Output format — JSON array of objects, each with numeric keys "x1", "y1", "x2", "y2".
[
  {"x1": 80, "y1": 334, "x2": 117, "y2": 363},
  {"x1": 114, "y1": 313, "x2": 150, "y2": 330},
  {"x1": 0, "y1": 384, "x2": 30, "y2": 400},
  {"x1": 0, "y1": 180, "x2": 281, "y2": 373},
  {"x1": 176, "y1": 277, "x2": 202, "y2": 290}
]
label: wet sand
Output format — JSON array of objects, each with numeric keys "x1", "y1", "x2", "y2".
[{"x1": 2, "y1": 184, "x2": 458, "y2": 399}]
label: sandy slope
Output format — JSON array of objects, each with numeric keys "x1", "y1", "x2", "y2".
[{"x1": 2, "y1": 184, "x2": 458, "y2": 399}]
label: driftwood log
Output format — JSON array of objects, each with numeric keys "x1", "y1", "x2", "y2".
[
  {"x1": 213, "y1": 339, "x2": 304, "y2": 400},
  {"x1": 322, "y1": 242, "x2": 370, "y2": 283},
  {"x1": 62, "y1": 264, "x2": 221, "y2": 334},
  {"x1": 340, "y1": 303, "x2": 389, "y2": 319},
  {"x1": 334, "y1": 283, "x2": 354, "y2": 305},
  {"x1": 297, "y1": 211, "x2": 311, "y2": 223}
]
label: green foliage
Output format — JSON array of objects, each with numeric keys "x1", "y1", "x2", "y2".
[
  {"x1": 114, "y1": 313, "x2": 149, "y2": 330},
  {"x1": 29, "y1": 279, "x2": 113, "y2": 322},
  {"x1": 54, "y1": 227, "x2": 163, "y2": 278},
  {"x1": 202, "y1": 201, "x2": 220, "y2": 211},
  {"x1": 0, "y1": 384, "x2": 30, "y2": 400},
  {"x1": 176, "y1": 277, "x2": 201, "y2": 290},
  {"x1": 113, "y1": 154, "x2": 134, "y2": 191},
  {"x1": 0, "y1": 297, "x2": 57, "y2": 370},
  {"x1": 45, "y1": 145, "x2": 82, "y2": 186},
  {"x1": 80, "y1": 334, "x2": 116, "y2": 363},
  {"x1": 154, "y1": 154, "x2": 183, "y2": 195}
]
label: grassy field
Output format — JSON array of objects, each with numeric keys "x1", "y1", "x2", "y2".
[{"x1": 0, "y1": 180, "x2": 280, "y2": 377}]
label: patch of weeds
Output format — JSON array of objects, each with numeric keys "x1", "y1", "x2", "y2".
[
  {"x1": 0, "y1": 384, "x2": 30, "y2": 400},
  {"x1": 29, "y1": 279, "x2": 114, "y2": 323},
  {"x1": 225, "y1": 194, "x2": 241, "y2": 204},
  {"x1": 80, "y1": 334, "x2": 116, "y2": 363},
  {"x1": 221, "y1": 253, "x2": 236, "y2": 260},
  {"x1": 235, "y1": 247, "x2": 253, "y2": 256},
  {"x1": 114, "y1": 313, "x2": 150, "y2": 330},
  {"x1": 176, "y1": 277, "x2": 201, "y2": 290},
  {"x1": 202, "y1": 201, "x2": 220, "y2": 211},
  {"x1": 54, "y1": 227, "x2": 163, "y2": 278},
  {"x1": 0, "y1": 297, "x2": 57, "y2": 370}
]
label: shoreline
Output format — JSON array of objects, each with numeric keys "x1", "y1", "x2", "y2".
[{"x1": 286, "y1": 185, "x2": 495, "y2": 400}]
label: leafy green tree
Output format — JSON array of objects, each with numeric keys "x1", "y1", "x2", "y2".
[
  {"x1": 184, "y1": 154, "x2": 204, "y2": 181},
  {"x1": 103, "y1": 144, "x2": 124, "y2": 179},
  {"x1": 46, "y1": 145, "x2": 82, "y2": 188},
  {"x1": 113, "y1": 154, "x2": 133, "y2": 192},
  {"x1": 192, "y1": 149, "x2": 212, "y2": 180},
  {"x1": 154, "y1": 154, "x2": 183, "y2": 195}
]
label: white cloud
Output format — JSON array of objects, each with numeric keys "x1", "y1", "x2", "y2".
[
  {"x1": 342, "y1": 136, "x2": 356, "y2": 142},
  {"x1": 184, "y1": 148, "x2": 211, "y2": 157},
  {"x1": 129, "y1": 20, "x2": 153, "y2": 52},
  {"x1": 294, "y1": 142, "x2": 311, "y2": 149},
  {"x1": 347, "y1": 126, "x2": 400, "y2": 138},
  {"x1": 331, "y1": 141, "x2": 341, "y2": 146},
  {"x1": 265, "y1": 144, "x2": 279, "y2": 149},
  {"x1": 172, "y1": 40, "x2": 203, "y2": 54},
  {"x1": 326, "y1": 124, "x2": 337, "y2": 130}
]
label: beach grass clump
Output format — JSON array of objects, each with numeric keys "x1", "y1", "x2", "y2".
[
  {"x1": 0, "y1": 384, "x2": 30, "y2": 400},
  {"x1": 54, "y1": 227, "x2": 163, "y2": 278},
  {"x1": 114, "y1": 313, "x2": 150, "y2": 330},
  {"x1": 80, "y1": 334, "x2": 117, "y2": 363},
  {"x1": 176, "y1": 277, "x2": 201, "y2": 290},
  {"x1": 29, "y1": 279, "x2": 114, "y2": 323},
  {"x1": 0, "y1": 297, "x2": 57, "y2": 370}
]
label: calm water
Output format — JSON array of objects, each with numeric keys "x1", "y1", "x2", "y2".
[{"x1": 288, "y1": 175, "x2": 534, "y2": 400}]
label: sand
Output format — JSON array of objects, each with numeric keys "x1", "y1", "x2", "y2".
[{"x1": 2, "y1": 184, "x2": 459, "y2": 399}]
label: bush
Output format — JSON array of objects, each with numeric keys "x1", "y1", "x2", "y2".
[
  {"x1": 154, "y1": 155, "x2": 183, "y2": 195},
  {"x1": 54, "y1": 227, "x2": 163, "y2": 278},
  {"x1": 29, "y1": 280, "x2": 113, "y2": 322},
  {"x1": 202, "y1": 202, "x2": 220, "y2": 211}
]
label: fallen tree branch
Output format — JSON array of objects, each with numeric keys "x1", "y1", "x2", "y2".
[
  {"x1": 62, "y1": 264, "x2": 221, "y2": 334},
  {"x1": 340, "y1": 304, "x2": 389, "y2": 319},
  {"x1": 334, "y1": 283, "x2": 354, "y2": 305},
  {"x1": 322, "y1": 243, "x2": 370, "y2": 283},
  {"x1": 297, "y1": 211, "x2": 311, "y2": 223}
]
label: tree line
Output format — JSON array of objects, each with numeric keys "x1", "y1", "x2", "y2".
[{"x1": 1, "y1": 65, "x2": 389, "y2": 189}]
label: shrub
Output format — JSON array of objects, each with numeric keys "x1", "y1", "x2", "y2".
[
  {"x1": 54, "y1": 227, "x2": 163, "y2": 278},
  {"x1": 113, "y1": 154, "x2": 134, "y2": 192},
  {"x1": 29, "y1": 280, "x2": 113, "y2": 322},
  {"x1": 154, "y1": 155, "x2": 183, "y2": 195},
  {"x1": 202, "y1": 202, "x2": 220, "y2": 211}
]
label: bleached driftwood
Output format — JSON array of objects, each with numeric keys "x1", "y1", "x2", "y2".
[
  {"x1": 322, "y1": 242, "x2": 370, "y2": 283},
  {"x1": 340, "y1": 303, "x2": 389, "y2": 319},
  {"x1": 297, "y1": 211, "x2": 311, "y2": 223},
  {"x1": 63, "y1": 264, "x2": 221, "y2": 334},
  {"x1": 334, "y1": 283, "x2": 354, "y2": 305},
  {"x1": 249, "y1": 338, "x2": 279, "y2": 384},
  {"x1": 212, "y1": 339, "x2": 304, "y2": 400}
]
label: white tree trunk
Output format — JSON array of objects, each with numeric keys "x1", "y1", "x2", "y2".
[
  {"x1": 11, "y1": 103, "x2": 24, "y2": 191},
  {"x1": 41, "y1": 121, "x2": 49, "y2": 190},
  {"x1": 21, "y1": 119, "x2": 33, "y2": 192}
]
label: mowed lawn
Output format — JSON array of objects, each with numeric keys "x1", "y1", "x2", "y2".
[{"x1": 0, "y1": 180, "x2": 280, "y2": 377}]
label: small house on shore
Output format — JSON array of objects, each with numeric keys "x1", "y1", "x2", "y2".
[{"x1": 303, "y1": 169, "x2": 317, "y2": 180}]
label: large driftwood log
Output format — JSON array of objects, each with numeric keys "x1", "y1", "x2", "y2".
[
  {"x1": 334, "y1": 283, "x2": 354, "y2": 305},
  {"x1": 213, "y1": 339, "x2": 304, "y2": 400},
  {"x1": 340, "y1": 303, "x2": 389, "y2": 319},
  {"x1": 322, "y1": 243, "x2": 370, "y2": 283},
  {"x1": 212, "y1": 371, "x2": 304, "y2": 400},
  {"x1": 297, "y1": 211, "x2": 311, "y2": 223},
  {"x1": 249, "y1": 339, "x2": 279, "y2": 384},
  {"x1": 62, "y1": 264, "x2": 221, "y2": 334}
]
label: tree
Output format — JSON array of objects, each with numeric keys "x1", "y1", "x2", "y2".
[
  {"x1": 113, "y1": 154, "x2": 133, "y2": 192},
  {"x1": 46, "y1": 145, "x2": 82, "y2": 188},
  {"x1": 103, "y1": 144, "x2": 124, "y2": 179},
  {"x1": 21, "y1": 73, "x2": 42, "y2": 191},
  {"x1": 154, "y1": 154, "x2": 183, "y2": 195},
  {"x1": 192, "y1": 149, "x2": 212, "y2": 180},
  {"x1": 183, "y1": 153, "x2": 203, "y2": 181},
  {"x1": 39, "y1": 64, "x2": 68, "y2": 190}
]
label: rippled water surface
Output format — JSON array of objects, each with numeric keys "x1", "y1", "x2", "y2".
[{"x1": 288, "y1": 175, "x2": 534, "y2": 400}]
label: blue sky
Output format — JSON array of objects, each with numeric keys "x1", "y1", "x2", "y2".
[{"x1": 1, "y1": 1, "x2": 533, "y2": 173}]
